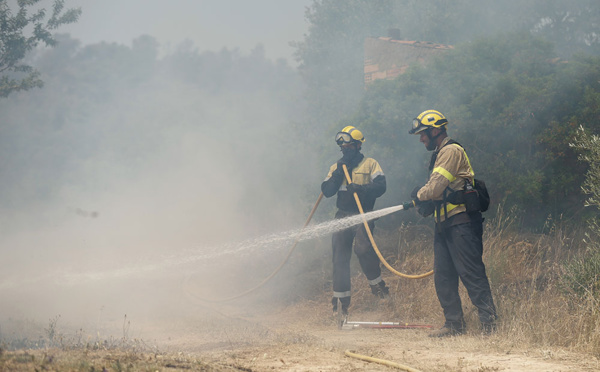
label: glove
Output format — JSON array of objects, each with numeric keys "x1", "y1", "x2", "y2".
[
  {"x1": 346, "y1": 183, "x2": 365, "y2": 195},
  {"x1": 331, "y1": 162, "x2": 344, "y2": 178},
  {"x1": 411, "y1": 186, "x2": 421, "y2": 200},
  {"x1": 410, "y1": 185, "x2": 423, "y2": 206},
  {"x1": 417, "y1": 200, "x2": 435, "y2": 217}
]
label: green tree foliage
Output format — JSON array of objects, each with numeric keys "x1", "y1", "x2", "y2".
[
  {"x1": 293, "y1": 0, "x2": 397, "y2": 133},
  {"x1": 0, "y1": 0, "x2": 80, "y2": 97},
  {"x1": 571, "y1": 126, "x2": 600, "y2": 217},
  {"x1": 390, "y1": 0, "x2": 600, "y2": 56},
  {"x1": 295, "y1": 0, "x2": 600, "y2": 157},
  {"x1": 0, "y1": 34, "x2": 305, "y2": 225},
  {"x1": 345, "y1": 33, "x2": 600, "y2": 227},
  {"x1": 561, "y1": 126, "x2": 600, "y2": 299}
]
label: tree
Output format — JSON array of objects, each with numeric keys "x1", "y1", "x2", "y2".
[
  {"x1": 561, "y1": 126, "x2": 600, "y2": 299},
  {"x1": 341, "y1": 32, "x2": 600, "y2": 227},
  {"x1": 294, "y1": 0, "x2": 600, "y2": 135},
  {"x1": 0, "y1": 0, "x2": 80, "y2": 97},
  {"x1": 292, "y1": 0, "x2": 397, "y2": 134}
]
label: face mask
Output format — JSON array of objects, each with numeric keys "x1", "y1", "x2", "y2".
[{"x1": 341, "y1": 145, "x2": 359, "y2": 160}]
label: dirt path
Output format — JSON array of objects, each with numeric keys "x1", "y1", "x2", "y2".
[{"x1": 140, "y1": 300, "x2": 600, "y2": 372}]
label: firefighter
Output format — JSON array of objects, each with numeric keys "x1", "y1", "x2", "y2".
[
  {"x1": 321, "y1": 125, "x2": 388, "y2": 319},
  {"x1": 408, "y1": 110, "x2": 497, "y2": 337}
]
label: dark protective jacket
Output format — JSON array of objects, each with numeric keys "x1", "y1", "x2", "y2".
[{"x1": 321, "y1": 156, "x2": 386, "y2": 213}]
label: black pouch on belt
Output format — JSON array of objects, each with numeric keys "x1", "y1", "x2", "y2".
[{"x1": 463, "y1": 179, "x2": 481, "y2": 212}]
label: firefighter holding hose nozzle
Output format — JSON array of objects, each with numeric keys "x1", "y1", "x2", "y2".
[
  {"x1": 408, "y1": 110, "x2": 497, "y2": 337},
  {"x1": 321, "y1": 126, "x2": 388, "y2": 321}
]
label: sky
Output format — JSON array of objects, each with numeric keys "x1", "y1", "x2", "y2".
[{"x1": 60, "y1": 0, "x2": 313, "y2": 63}]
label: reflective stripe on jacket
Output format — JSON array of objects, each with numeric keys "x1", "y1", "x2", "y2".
[{"x1": 417, "y1": 137, "x2": 474, "y2": 222}]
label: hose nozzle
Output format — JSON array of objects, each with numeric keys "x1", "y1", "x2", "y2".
[{"x1": 402, "y1": 201, "x2": 415, "y2": 210}]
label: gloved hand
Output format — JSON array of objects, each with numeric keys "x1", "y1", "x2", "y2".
[
  {"x1": 410, "y1": 185, "x2": 423, "y2": 206},
  {"x1": 411, "y1": 186, "x2": 421, "y2": 200},
  {"x1": 346, "y1": 183, "x2": 365, "y2": 195},
  {"x1": 332, "y1": 162, "x2": 345, "y2": 178},
  {"x1": 417, "y1": 200, "x2": 435, "y2": 217}
]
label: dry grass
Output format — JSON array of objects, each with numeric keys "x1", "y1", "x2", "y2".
[
  {"x1": 339, "y1": 206, "x2": 600, "y2": 356},
  {"x1": 3, "y1": 206, "x2": 600, "y2": 369},
  {"x1": 0, "y1": 347, "x2": 247, "y2": 371}
]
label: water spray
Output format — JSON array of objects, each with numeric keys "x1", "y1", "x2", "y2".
[
  {"x1": 341, "y1": 164, "x2": 434, "y2": 280},
  {"x1": 183, "y1": 195, "x2": 408, "y2": 303}
]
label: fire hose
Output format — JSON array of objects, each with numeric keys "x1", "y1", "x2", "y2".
[
  {"x1": 344, "y1": 350, "x2": 424, "y2": 372},
  {"x1": 342, "y1": 164, "x2": 433, "y2": 279},
  {"x1": 185, "y1": 164, "x2": 433, "y2": 302}
]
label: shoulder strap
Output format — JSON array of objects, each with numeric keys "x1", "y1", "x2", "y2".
[
  {"x1": 428, "y1": 139, "x2": 462, "y2": 171},
  {"x1": 445, "y1": 139, "x2": 461, "y2": 148}
]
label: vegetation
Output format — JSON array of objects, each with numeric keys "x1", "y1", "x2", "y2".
[
  {"x1": 294, "y1": 1, "x2": 600, "y2": 228},
  {"x1": 290, "y1": 0, "x2": 600, "y2": 356},
  {"x1": 560, "y1": 127, "x2": 600, "y2": 300},
  {"x1": 0, "y1": 0, "x2": 81, "y2": 97},
  {"x1": 317, "y1": 206, "x2": 600, "y2": 353},
  {"x1": 295, "y1": 0, "x2": 600, "y2": 146},
  {"x1": 0, "y1": 34, "x2": 305, "y2": 232},
  {"x1": 3, "y1": 0, "x2": 600, "y2": 368},
  {"x1": 347, "y1": 33, "x2": 600, "y2": 227}
]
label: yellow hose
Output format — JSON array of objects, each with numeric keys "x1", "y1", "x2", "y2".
[
  {"x1": 344, "y1": 350, "x2": 423, "y2": 372},
  {"x1": 184, "y1": 193, "x2": 324, "y2": 302},
  {"x1": 342, "y1": 164, "x2": 433, "y2": 279}
]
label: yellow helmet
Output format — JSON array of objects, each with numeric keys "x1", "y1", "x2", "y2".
[
  {"x1": 409, "y1": 110, "x2": 448, "y2": 134},
  {"x1": 335, "y1": 126, "x2": 365, "y2": 145}
]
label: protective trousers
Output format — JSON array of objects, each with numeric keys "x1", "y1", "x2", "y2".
[
  {"x1": 433, "y1": 213, "x2": 497, "y2": 330},
  {"x1": 332, "y1": 218, "x2": 382, "y2": 300}
]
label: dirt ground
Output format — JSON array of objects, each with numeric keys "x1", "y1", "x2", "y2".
[
  {"x1": 2, "y1": 278, "x2": 600, "y2": 372},
  {"x1": 2, "y1": 298, "x2": 600, "y2": 371},
  {"x1": 133, "y1": 297, "x2": 600, "y2": 372}
]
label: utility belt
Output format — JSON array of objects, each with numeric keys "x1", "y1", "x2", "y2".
[
  {"x1": 444, "y1": 179, "x2": 482, "y2": 213},
  {"x1": 419, "y1": 179, "x2": 482, "y2": 223},
  {"x1": 436, "y1": 180, "x2": 480, "y2": 221}
]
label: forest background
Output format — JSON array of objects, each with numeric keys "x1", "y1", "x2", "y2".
[
  {"x1": 2, "y1": 0, "x2": 600, "y2": 355},
  {"x1": 2, "y1": 0, "x2": 600, "y2": 231}
]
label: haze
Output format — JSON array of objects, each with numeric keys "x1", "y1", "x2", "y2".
[
  {"x1": 2, "y1": 0, "x2": 598, "y2": 346},
  {"x1": 60, "y1": 0, "x2": 312, "y2": 62},
  {"x1": 0, "y1": 0, "x2": 317, "y2": 341}
]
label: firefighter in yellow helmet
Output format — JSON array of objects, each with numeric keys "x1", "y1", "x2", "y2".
[
  {"x1": 321, "y1": 125, "x2": 388, "y2": 320},
  {"x1": 409, "y1": 110, "x2": 497, "y2": 337}
]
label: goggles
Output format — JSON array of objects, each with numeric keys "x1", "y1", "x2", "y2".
[
  {"x1": 412, "y1": 119, "x2": 421, "y2": 130},
  {"x1": 409, "y1": 118, "x2": 428, "y2": 135},
  {"x1": 335, "y1": 132, "x2": 353, "y2": 145}
]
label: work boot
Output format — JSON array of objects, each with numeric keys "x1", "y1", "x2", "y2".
[
  {"x1": 332, "y1": 297, "x2": 350, "y2": 329},
  {"x1": 370, "y1": 281, "x2": 390, "y2": 299},
  {"x1": 332, "y1": 297, "x2": 350, "y2": 315},
  {"x1": 428, "y1": 325, "x2": 465, "y2": 338}
]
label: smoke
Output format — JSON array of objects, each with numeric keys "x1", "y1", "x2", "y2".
[{"x1": 0, "y1": 32, "x2": 318, "y2": 340}]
